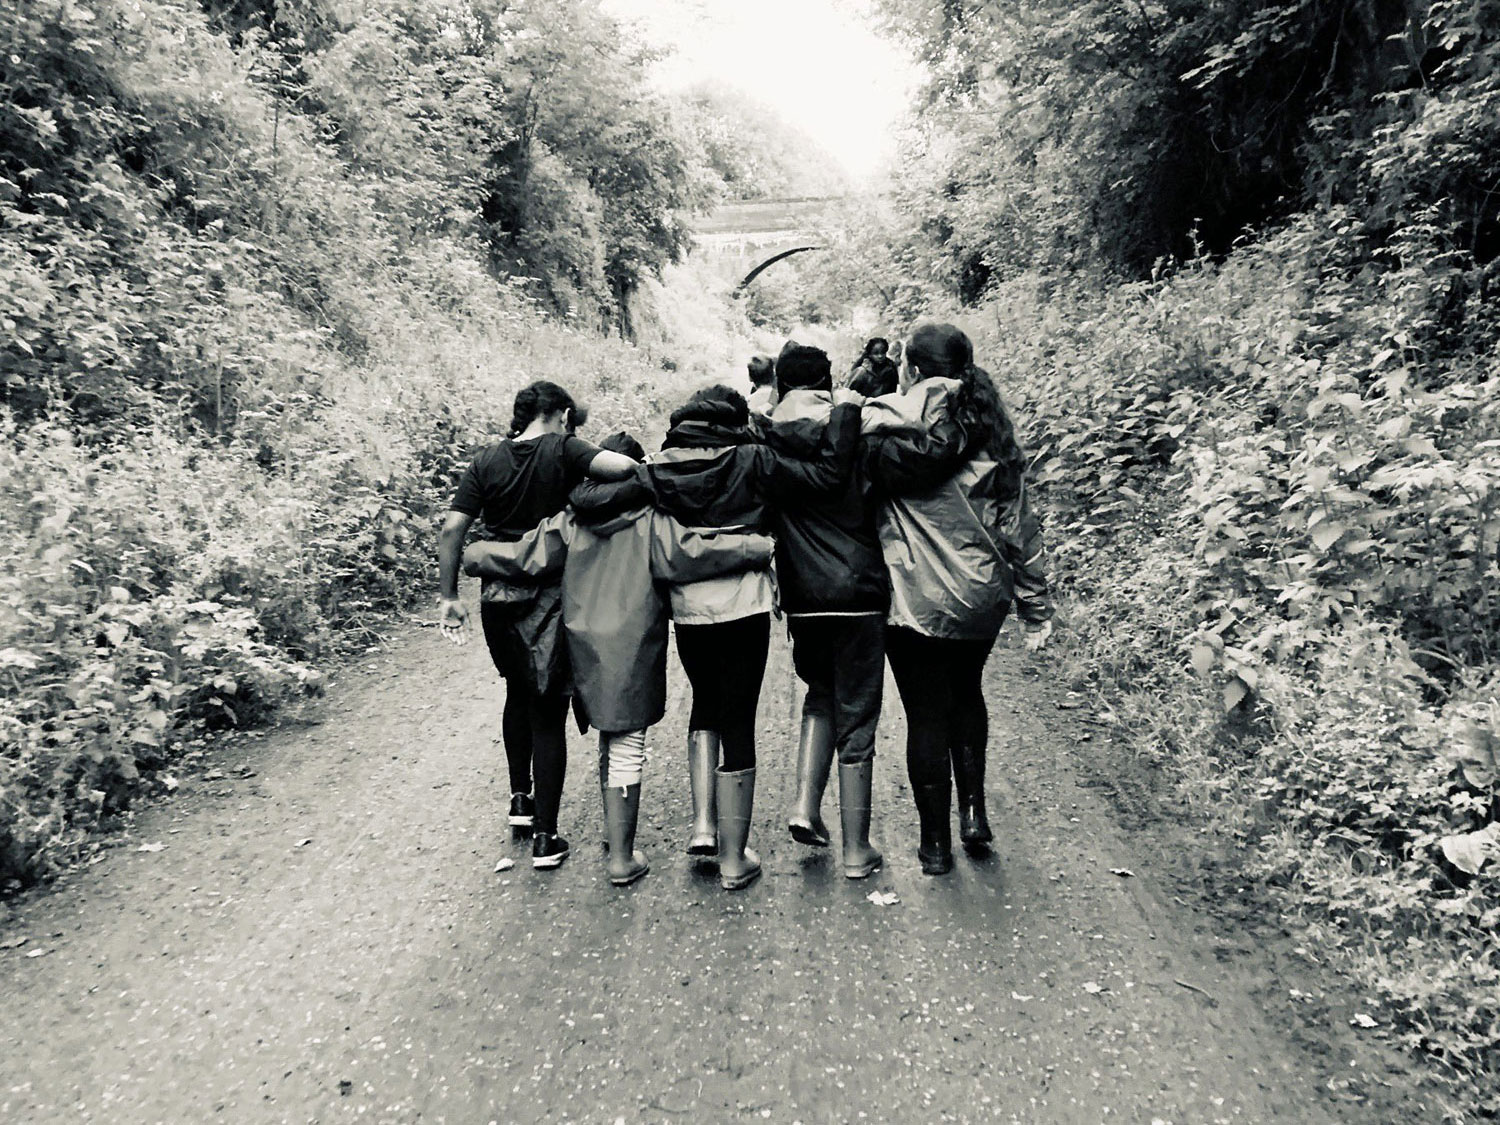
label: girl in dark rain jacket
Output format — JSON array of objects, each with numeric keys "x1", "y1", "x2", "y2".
[
  {"x1": 644, "y1": 382, "x2": 860, "y2": 891},
  {"x1": 862, "y1": 324, "x2": 1054, "y2": 875},
  {"x1": 766, "y1": 341, "x2": 967, "y2": 881},
  {"x1": 463, "y1": 433, "x2": 775, "y2": 887}
]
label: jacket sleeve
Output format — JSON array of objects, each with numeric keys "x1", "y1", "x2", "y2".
[
  {"x1": 863, "y1": 414, "x2": 970, "y2": 497},
  {"x1": 571, "y1": 471, "x2": 653, "y2": 524},
  {"x1": 648, "y1": 513, "x2": 775, "y2": 584},
  {"x1": 761, "y1": 401, "x2": 859, "y2": 499},
  {"x1": 1003, "y1": 478, "x2": 1054, "y2": 625},
  {"x1": 462, "y1": 511, "x2": 571, "y2": 583}
]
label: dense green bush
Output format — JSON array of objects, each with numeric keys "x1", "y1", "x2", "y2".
[
  {"x1": 847, "y1": 5, "x2": 1500, "y2": 1099},
  {"x1": 938, "y1": 234, "x2": 1500, "y2": 1101},
  {"x1": 873, "y1": 0, "x2": 1500, "y2": 292},
  {"x1": 0, "y1": 0, "x2": 710, "y2": 885}
]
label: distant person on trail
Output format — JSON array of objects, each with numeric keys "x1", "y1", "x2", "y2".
[
  {"x1": 849, "y1": 337, "x2": 899, "y2": 398},
  {"x1": 643, "y1": 382, "x2": 860, "y2": 890},
  {"x1": 461, "y1": 431, "x2": 774, "y2": 887},
  {"x1": 746, "y1": 355, "x2": 777, "y2": 415},
  {"x1": 862, "y1": 323, "x2": 1054, "y2": 875},
  {"x1": 436, "y1": 381, "x2": 638, "y2": 871},
  {"x1": 766, "y1": 339, "x2": 968, "y2": 879}
]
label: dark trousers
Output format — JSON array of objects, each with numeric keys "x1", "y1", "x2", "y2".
[
  {"x1": 481, "y1": 603, "x2": 569, "y2": 835},
  {"x1": 788, "y1": 615, "x2": 885, "y2": 765},
  {"x1": 674, "y1": 613, "x2": 771, "y2": 772},
  {"x1": 884, "y1": 627, "x2": 995, "y2": 793}
]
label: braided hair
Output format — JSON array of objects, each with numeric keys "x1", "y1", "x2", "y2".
[
  {"x1": 904, "y1": 323, "x2": 1027, "y2": 478},
  {"x1": 509, "y1": 380, "x2": 578, "y2": 437}
]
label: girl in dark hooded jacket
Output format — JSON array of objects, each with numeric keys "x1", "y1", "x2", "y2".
[
  {"x1": 861, "y1": 324, "x2": 1054, "y2": 875},
  {"x1": 645, "y1": 380, "x2": 859, "y2": 890},
  {"x1": 768, "y1": 339, "x2": 969, "y2": 881}
]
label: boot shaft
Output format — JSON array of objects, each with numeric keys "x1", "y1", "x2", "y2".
[
  {"x1": 950, "y1": 741, "x2": 986, "y2": 806},
  {"x1": 911, "y1": 781, "x2": 952, "y2": 852},
  {"x1": 715, "y1": 766, "x2": 762, "y2": 890},
  {"x1": 789, "y1": 712, "x2": 835, "y2": 847},
  {"x1": 837, "y1": 759, "x2": 882, "y2": 879},
  {"x1": 687, "y1": 731, "x2": 720, "y2": 855}
]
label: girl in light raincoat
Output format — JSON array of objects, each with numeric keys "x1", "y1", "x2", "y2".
[{"x1": 861, "y1": 324, "x2": 1054, "y2": 875}]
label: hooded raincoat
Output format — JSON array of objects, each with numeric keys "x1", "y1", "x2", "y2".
[
  {"x1": 862, "y1": 378, "x2": 1053, "y2": 641},
  {"x1": 463, "y1": 478, "x2": 775, "y2": 733},
  {"x1": 644, "y1": 398, "x2": 861, "y2": 625}
]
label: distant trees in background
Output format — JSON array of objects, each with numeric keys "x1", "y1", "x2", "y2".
[
  {"x1": 676, "y1": 81, "x2": 851, "y2": 202},
  {"x1": 872, "y1": 0, "x2": 1500, "y2": 317}
]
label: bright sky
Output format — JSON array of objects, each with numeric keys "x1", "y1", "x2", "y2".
[{"x1": 601, "y1": 0, "x2": 919, "y2": 184}]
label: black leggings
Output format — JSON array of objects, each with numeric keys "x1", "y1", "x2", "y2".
[
  {"x1": 482, "y1": 606, "x2": 569, "y2": 836},
  {"x1": 884, "y1": 627, "x2": 995, "y2": 793},
  {"x1": 496, "y1": 688, "x2": 568, "y2": 833},
  {"x1": 674, "y1": 613, "x2": 771, "y2": 772}
]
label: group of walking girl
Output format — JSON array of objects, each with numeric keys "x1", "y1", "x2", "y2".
[{"x1": 436, "y1": 323, "x2": 1054, "y2": 890}]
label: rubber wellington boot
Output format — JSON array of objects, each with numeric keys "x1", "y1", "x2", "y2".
[
  {"x1": 912, "y1": 781, "x2": 953, "y2": 875},
  {"x1": 787, "y1": 713, "x2": 835, "y2": 847},
  {"x1": 715, "y1": 767, "x2": 762, "y2": 890},
  {"x1": 602, "y1": 783, "x2": 649, "y2": 887},
  {"x1": 837, "y1": 760, "x2": 883, "y2": 879},
  {"x1": 952, "y1": 742, "x2": 994, "y2": 850},
  {"x1": 686, "y1": 731, "x2": 720, "y2": 857}
]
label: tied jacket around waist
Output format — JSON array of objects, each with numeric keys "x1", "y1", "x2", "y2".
[
  {"x1": 644, "y1": 399, "x2": 861, "y2": 625},
  {"x1": 462, "y1": 477, "x2": 775, "y2": 734},
  {"x1": 861, "y1": 378, "x2": 1053, "y2": 641}
]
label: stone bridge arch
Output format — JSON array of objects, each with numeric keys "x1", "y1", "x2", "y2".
[{"x1": 692, "y1": 196, "x2": 844, "y2": 289}]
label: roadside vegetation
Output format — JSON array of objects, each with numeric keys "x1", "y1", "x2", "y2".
[
  {"x1": 808, "y1": 1, "x2": 1499, "y2": 1112},
  {"x1": 0, "y1": 0, "x2": 852, "y2": 887}
]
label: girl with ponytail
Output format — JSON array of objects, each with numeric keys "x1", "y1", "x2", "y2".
[
  {"x1": 862, "y1": 323, "x2": 1055, "y2": 875},
  {"x1": 436, "y1": 380, "x2": 638, "y2": 871}
]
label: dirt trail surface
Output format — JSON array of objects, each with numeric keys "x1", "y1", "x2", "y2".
[{"x1": 1, "y1": 611, "x2": 1388, "y2": 1124}]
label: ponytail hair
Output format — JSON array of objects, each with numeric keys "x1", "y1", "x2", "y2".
[
  {"x1": 905, "y1": 323, "x2": 1027, "y2": 477},
  {"x1": 509, "y1": 380, "x2": 577, "y2": 437}
]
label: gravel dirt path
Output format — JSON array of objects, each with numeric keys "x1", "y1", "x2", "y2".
[{"x1": 0, "y1": 607, "x2": 1418, "y2": 1124}]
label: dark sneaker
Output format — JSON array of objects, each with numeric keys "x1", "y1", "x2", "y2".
[
  {"x1": 532, "y1": 832, "x2": 570, "y2": 869},
  {"x1": 508, "y1": 793, "x2": 535, "y2": 829}
]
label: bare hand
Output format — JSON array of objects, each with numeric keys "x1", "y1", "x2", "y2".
[
  {"x1": 1022, "y1": 619, "x2": 1053, "y2": 653},
  {"x1": 438, "y1": 597, "x2": 470, "y2": 646}
]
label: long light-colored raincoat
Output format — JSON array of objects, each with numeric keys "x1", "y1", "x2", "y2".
[{"x1": 861, "y1": 378, "x2": 1052, "y2": 640}]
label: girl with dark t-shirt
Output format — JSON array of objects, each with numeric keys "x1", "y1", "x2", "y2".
[{"x1": 436, "y1": 381, "x2": 637, "y2": 869}]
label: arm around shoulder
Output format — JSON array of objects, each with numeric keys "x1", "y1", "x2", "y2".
[
  {"x1": 764, "y1": 401, "x2": 860, "y2": 499},
  {"x1": 649, "y1": 513, "x2": 775, "y2": 585},
  {"x1": 586, "y1": 449, "x2": 639, "y2": 481},
  {"x1": 864, "y1": 413, "x2": 968, "y2": 496}
]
